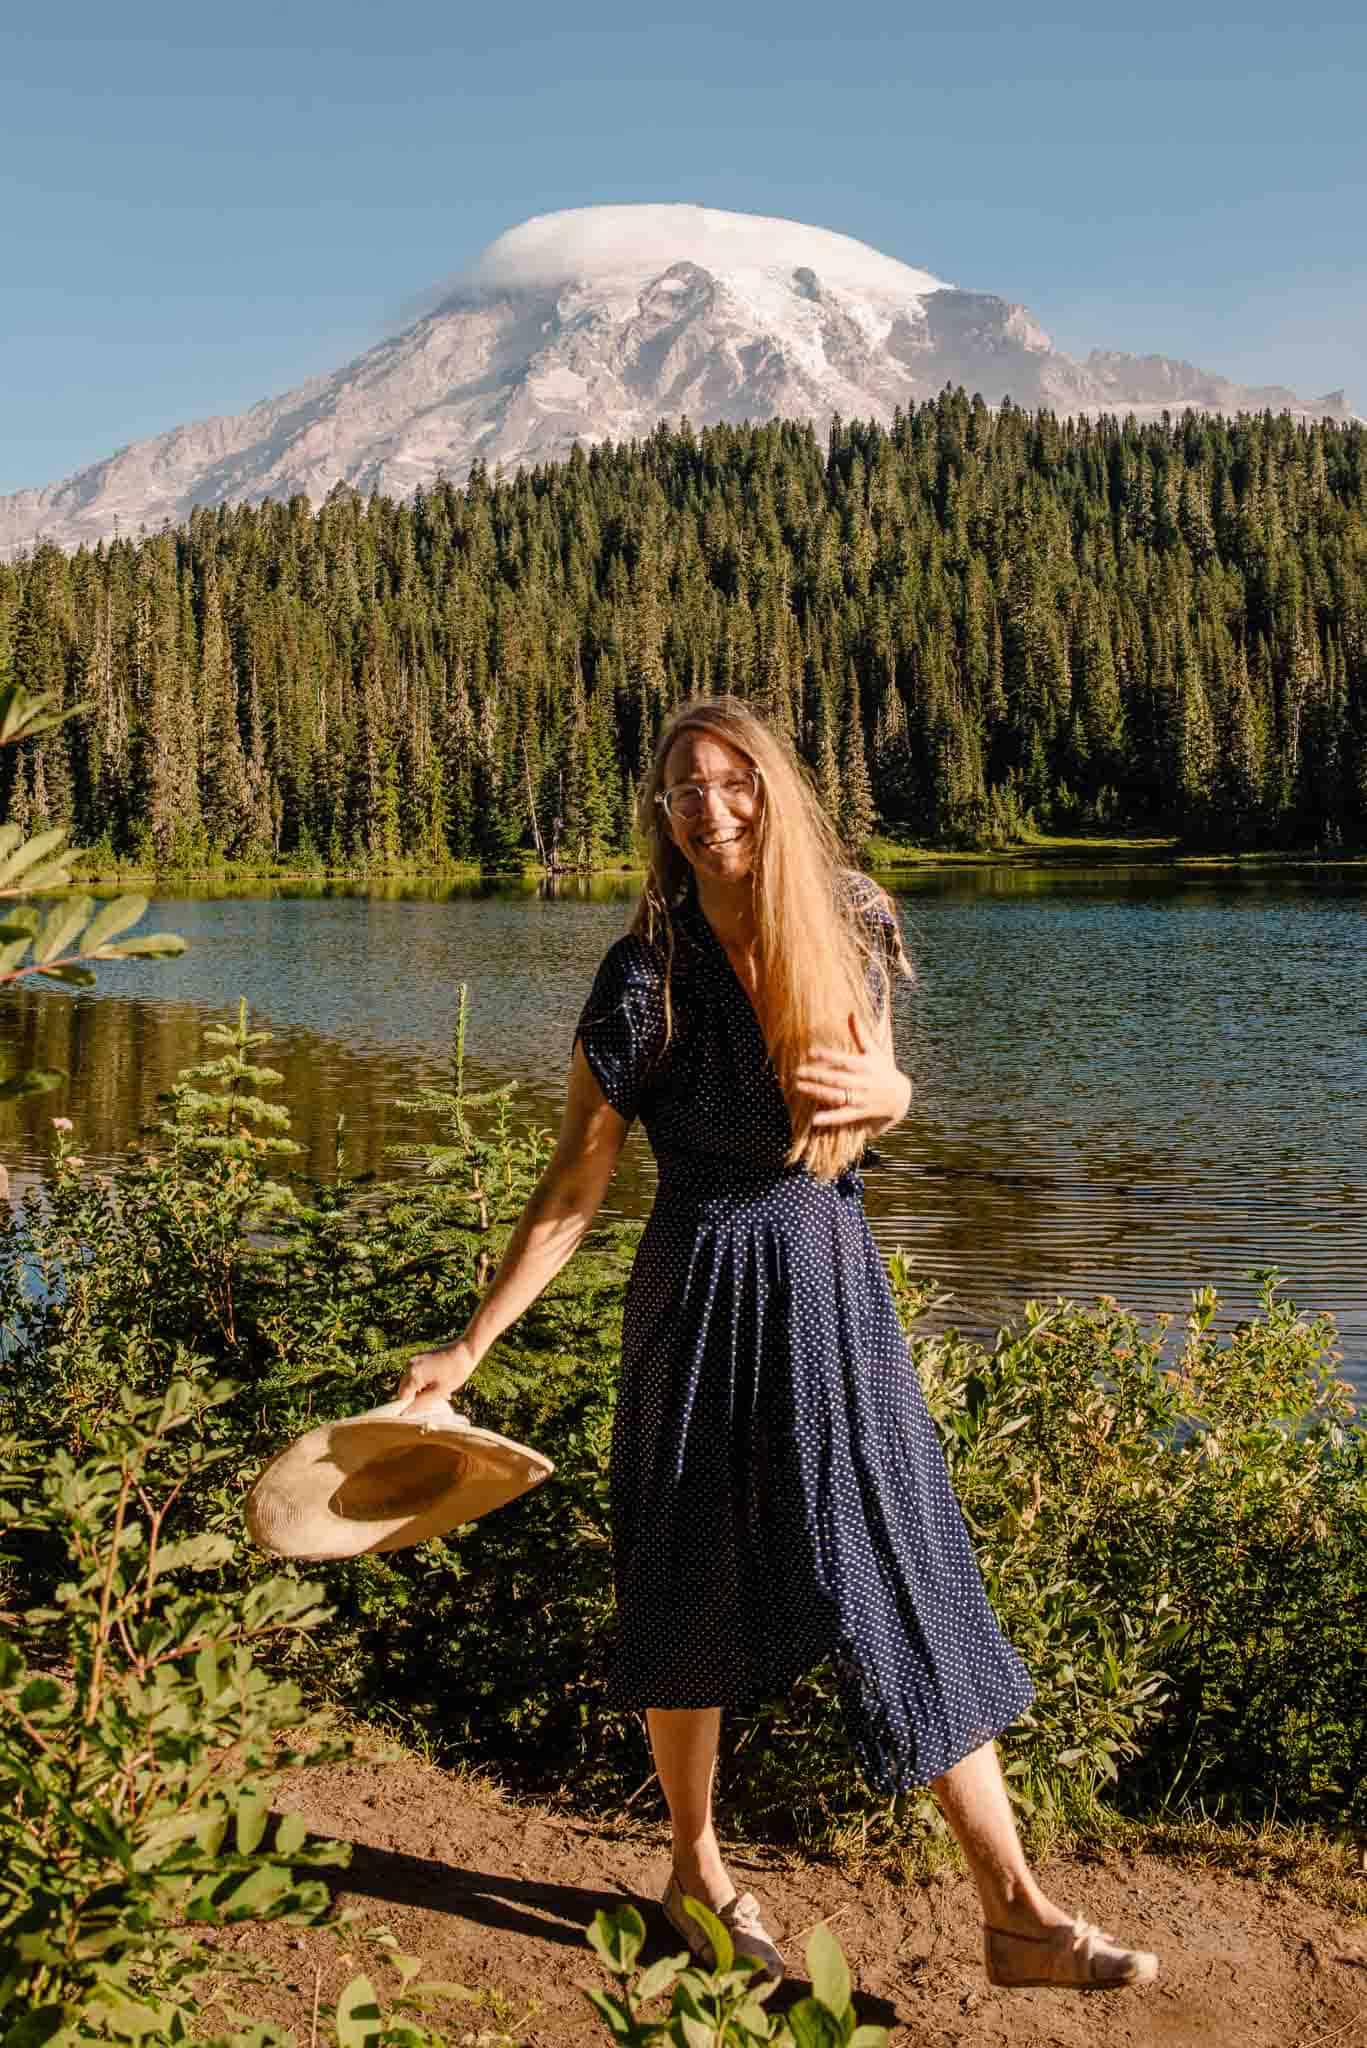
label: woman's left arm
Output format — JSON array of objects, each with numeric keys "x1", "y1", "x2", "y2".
[{"x1": 794, "y1": 1004, "x2": 912, "y2": 1136}]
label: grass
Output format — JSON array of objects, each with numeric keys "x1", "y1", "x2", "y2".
[
  {"x1": 865, "y1": 829, "x2": 1367, "y2": 870},
  {"x1": 1109, "y1": 1815, "x2": 1367, "y2": 1920},
  {"x1": 865, "y1": 829, "x2": 1174, "y2": 868},
  {"x1": 64, "y1": 851, "x2": 488, "y2": 886},
  {"x1": 805, "y1": 1787, "x2": 1366, "y2": 1920},
  {"x1": 62, "y1": 850, "x2": 650, "y2": 890}
]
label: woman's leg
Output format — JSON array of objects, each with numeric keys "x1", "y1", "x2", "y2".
[
  {"x1": 930, "y1": 1739, "x2": 1071, "y2": 1934},
  {"x1": 932, "y1": 1740, "x2": 1158, "y2": 1986},
  {"x1": 647, "y1": 1706, "x2": 734, "y2": 1907}
]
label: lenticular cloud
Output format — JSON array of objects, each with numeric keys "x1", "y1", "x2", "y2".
[{"x1": 467, "y1": 203, "x2": 949, "y2": 300}]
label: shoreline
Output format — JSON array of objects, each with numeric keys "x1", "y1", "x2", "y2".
[{"x1": 61, "y1": 832, "x2": 1367, "y2": 888}]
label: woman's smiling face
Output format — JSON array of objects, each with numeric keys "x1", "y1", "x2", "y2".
[{"x1": 662, "y1": 731, "x2": 762, "y2": 885}]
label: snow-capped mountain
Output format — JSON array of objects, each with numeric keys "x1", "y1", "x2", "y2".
[{"x1": 1, "y1": 204, "x2": 1353, "y2": 556}]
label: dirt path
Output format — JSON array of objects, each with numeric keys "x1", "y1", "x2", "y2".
[{"x1": 214, "y1": 1759, "x2": 1367, "y2": 2047}]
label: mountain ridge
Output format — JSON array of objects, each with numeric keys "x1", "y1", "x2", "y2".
[{"x1": 2, "y1": 203, "x2": 1355, "y2": 556}]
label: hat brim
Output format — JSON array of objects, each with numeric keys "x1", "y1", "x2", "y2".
[{"x1": 244, "y1": 1400, "x2": 553, "y2": 1560}]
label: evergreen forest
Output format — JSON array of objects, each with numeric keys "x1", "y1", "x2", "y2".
[{"x1": 1, "y1": 392, "x2": 1365, "y2": 868}]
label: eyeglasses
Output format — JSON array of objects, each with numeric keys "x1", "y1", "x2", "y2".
[{"x1": 655, "y1": 768, "x2": 761, "y2": 822}]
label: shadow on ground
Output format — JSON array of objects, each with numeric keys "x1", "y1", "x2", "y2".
[
  {"x1": 331, "y1": 1837, "x2": 641, "y2": 1950},
  {"x1": 324, "y1": 1835, "x2": 899, "y2": 2022}
]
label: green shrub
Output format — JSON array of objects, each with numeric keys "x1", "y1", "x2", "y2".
[
  {"x1": 929, "y1": 1277, "x2": 1366, "y2": 1832},
  {"x1": 0, "y1": 998, "x2": 632, "y2": 1790},
  {"x1": 0, "y1": 1377, "x2": 342, "y2": 2044}
]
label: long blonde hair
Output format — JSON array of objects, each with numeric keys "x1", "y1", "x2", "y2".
[{"x1": 632, "y1": 696, "x2": 905, "y2": 1181}]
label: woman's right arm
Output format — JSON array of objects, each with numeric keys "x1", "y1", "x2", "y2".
[{"x1": 394, "y1": 1042, "x2": 629, "y2": 1406}]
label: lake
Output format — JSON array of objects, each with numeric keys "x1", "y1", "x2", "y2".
[{"x1": 3, "y1": 866, "x2": 1365, "y2": 1391}]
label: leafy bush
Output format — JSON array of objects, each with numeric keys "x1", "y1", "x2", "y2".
[
  {"x1": 922, "y1": 1276, "x2": 1367, "y2": 1832},
  {"x1": 199, "y1": 1934, "x2": 503, "y2": 2048},
  {"x1": 0, "y1": 1328, "x2": 497, "y2": 2043},
  {"x1": 1, "y1": 996, "x2": 630, "y2": 1788},
  {"x1": 0, "y1": 1376, "x2": 342, "y2": 2044}
]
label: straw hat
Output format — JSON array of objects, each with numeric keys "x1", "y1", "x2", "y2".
[{"x1": 244, "y1": 1396, "x2": 553, "y2": 1560}]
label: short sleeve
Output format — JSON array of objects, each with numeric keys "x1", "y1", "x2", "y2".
[
  {"x1": 867, "y1": 885, "x2": 908, "y2": 976},
  {"x1": 844, "y1": 874, "x2": 912, "y2": 1005},
  {"x1": 574, "y1": 935, "x2": 667, "y2": 1122}
]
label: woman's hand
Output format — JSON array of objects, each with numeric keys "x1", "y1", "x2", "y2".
[
  {"x1": 794, "y1": 1012, "x2": 912, "y2": 1132},
  {"x1": 394, "y1": 1339, "x2": 478, "y2": 1410}
]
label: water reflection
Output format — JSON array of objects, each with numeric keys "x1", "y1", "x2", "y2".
[
  {"x1": 1, "y1": 984, "x2": 466, "y2": 1183},
  {"x1": 2, "y1": 866, "x2": 1364, "y2": 1388}
]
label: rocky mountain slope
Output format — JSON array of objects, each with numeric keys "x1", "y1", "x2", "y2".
[{"x1": 2, "y1": 203, "x2": 1353, "y2": 556}]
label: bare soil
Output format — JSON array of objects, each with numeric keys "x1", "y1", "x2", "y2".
[{"x1": 209, "y1": 1758, "x2": 1367, "y2": 2047}]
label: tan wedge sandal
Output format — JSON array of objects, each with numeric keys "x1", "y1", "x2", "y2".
[
  {"x1": 984, "y1": 1916, "x2": 1159, "y2": 1990},
  {"x1": 661, "y1": 1876, "x2": 785, "y2": 1984}
]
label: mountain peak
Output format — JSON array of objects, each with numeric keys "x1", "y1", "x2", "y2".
[{"x1": 1, "y1": 207, "x2": 1355, "y2": 558}]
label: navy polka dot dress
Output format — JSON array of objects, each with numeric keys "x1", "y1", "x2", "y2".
[{"x1": 575, "y1": 884, "x2": 1033, "y2": 1795}]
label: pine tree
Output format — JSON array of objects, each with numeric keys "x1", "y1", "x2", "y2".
[
  {"x1": 871, "y1": 676, "x2": 917, "y2": 831},
  {"x1": 1176, "y1": 655, "x2": 1219, "y2": 846},
  {"x1": 199, "y1": 570, "x2": 251, "y2": 856},
  {"x1": 558, "y1": 675, "x2": 615, "y2": 869},
  {"x1": 472, "y1": 687, "x2": 522, "y2": 871},
  {"x1": 807, "y1": 669, "x2": 841, "y2": 824},
  {"x1": 838, "y1": 674, "x2": 876, "y2": 856},
  {"x1": 1221, "y1": 643, "x2": 1268, "y2": 844}
]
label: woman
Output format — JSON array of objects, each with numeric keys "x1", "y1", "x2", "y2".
[{"x1": 398, "y1": 698, "x2": 1158, "y2": 1994}]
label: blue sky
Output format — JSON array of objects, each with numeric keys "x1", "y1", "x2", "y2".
[{"x1": 2, "y1": 1, "x2": 1364, "y2": 494}]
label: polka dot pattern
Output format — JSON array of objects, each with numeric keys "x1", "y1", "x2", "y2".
[{"x1": 574, "y1": 884, "x2": 1034, "y2": 1794}]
